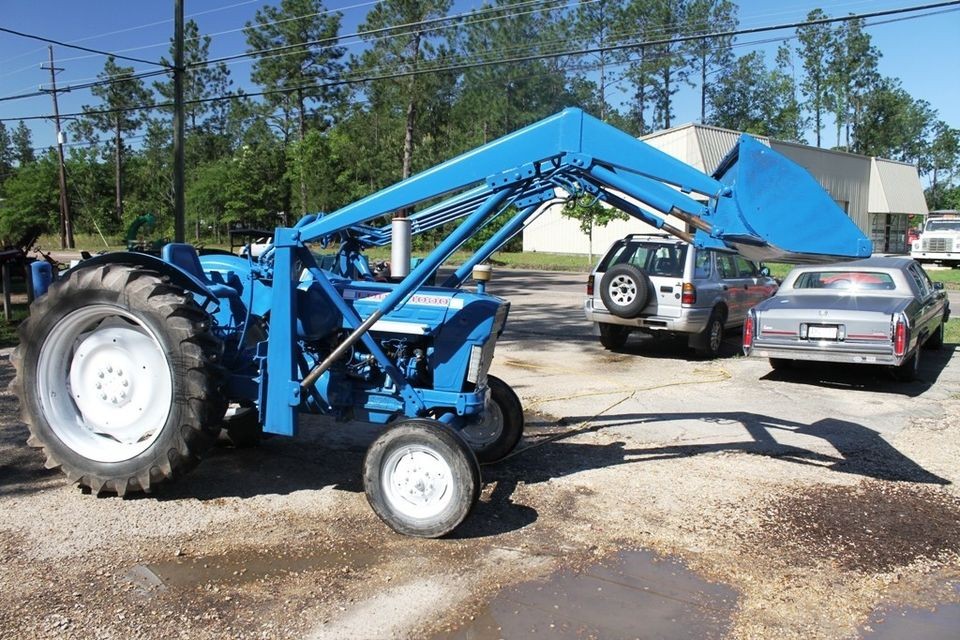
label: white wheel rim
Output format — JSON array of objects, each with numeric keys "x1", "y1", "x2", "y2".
[
  {"x1": 608, "y1": 274, "x2": 637, "y2": 305},
  {"x1": 381, "y1": 445, "x2": 454, "y2": 520},
  {"x1": 459, "y1": 391, "x2": 504, "y2": 449},
  {"x1": 37, "y1": 304, "x2": 173, "y2": 463}
]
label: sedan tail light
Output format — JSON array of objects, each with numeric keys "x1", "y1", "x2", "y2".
[
  {"x1": 893, "y1": 316, "x2": 908, "y2": 357},
  {"x1": 681, "y1": 282, "x2": 696, "y2": 305},
  {"x1": 587, "y1": 274, "x2": 595, "y2": 296},
  {"x1": 743, "y1": 313, "x2": 755, "y2": 351}
]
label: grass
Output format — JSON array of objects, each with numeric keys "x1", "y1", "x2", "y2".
[{"x1": 945, "y1": 318, "x2": 960, "y2": 344}]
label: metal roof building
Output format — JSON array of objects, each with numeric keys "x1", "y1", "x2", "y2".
[{"x1": 522, "y1": 123, "x2": 928, "y2": 256}]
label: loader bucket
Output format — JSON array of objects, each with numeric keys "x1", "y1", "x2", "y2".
[{"x1": 703, "y1": 135, "x2": 872, "y2": 264}]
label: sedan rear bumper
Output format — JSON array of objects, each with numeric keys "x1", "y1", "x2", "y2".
[{"x1": 747, "y1": 339, "x2": 905, "y2": 366}]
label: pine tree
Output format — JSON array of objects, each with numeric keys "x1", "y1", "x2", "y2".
[
  {"x1": 355, "y1": 0, "x2": 453, "y2": 183},
  {"x1": 12, "y1": 121, "x2": 35, "y2": 165},
  {"x1": 796, "y1": 8, "x2": 834, "y2": 147},
  {"x1": 155, "y1": 19, "x2": 233, "y2": 134},
  {"x1": 683, "y1": 0, "x2": 737, "y2": 123},
  {"x1": 0, "y1": 122, "x2": 13, "y2": 179},
  {"x1": 244, "y1": 0, "x2": 345, "y2": 214},
  {"x1": 81, "y1": 57, "x2": 153, "y2": 224}
]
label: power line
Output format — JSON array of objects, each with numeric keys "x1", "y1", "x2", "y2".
[
  {"x1": 0, "y1": 0, "x2": 271, "y2": 71},
  {"x1": 1, "y1": 1, "x2": 955, "y2": 124},
  {"x1": 0, "y1": 69, "x2": 170, "y2": 104},
  {"x1": 196, "y1": 0, "x2": 582, "y2": 68},
  {"x1": 0, "y1": 25, "x2": 170, "y2": 68},
  {"x1": 45, "y1": 0, "x2": 385, "y2": 67}
]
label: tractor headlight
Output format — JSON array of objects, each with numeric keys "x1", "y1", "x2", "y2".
[{"x1": 466, "y1": 345, "x2": 484, "y2": 384}]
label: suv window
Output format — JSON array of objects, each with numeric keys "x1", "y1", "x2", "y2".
[
  {"x1": 734, "y1": 256, "x2": 758, "y2": 277},
  {"x1": 694, "y1": 250, "x2": 712, "y2": 279},
  {"x1": 716, "y1": 254, "x2": 738, "y2": 279},
  {"x1": 601, "y1": 240, "x2": 687, "y2": 278}
]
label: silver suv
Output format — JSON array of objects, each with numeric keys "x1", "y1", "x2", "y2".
[{"x1": 584, "y1": 234, "x2": 778, "y2": 356}]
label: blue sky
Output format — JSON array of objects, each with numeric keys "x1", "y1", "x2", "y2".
[{"x1": 1, "y1": 0, "x2": 957, "y2": 153}]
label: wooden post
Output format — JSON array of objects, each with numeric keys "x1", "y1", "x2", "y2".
[{"x1": 2, "y1": 263, "x2": 11, "y2": 321}]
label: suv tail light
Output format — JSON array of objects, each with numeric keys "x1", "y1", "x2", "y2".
[
  {"x1": 681, "y1": 282, "x2": 696, "y2": 305},
  {"x1": 743, "y1": 313, "x2": 754, "y2": 351},
  {"x1": 893, "y1": 316, "x2": 908, "y2": 357},
  {"x1": 587, "y1": 274, "x2": 595, "y2": 296}
]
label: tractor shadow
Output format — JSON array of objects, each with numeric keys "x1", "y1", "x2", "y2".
[
  {"x1": 758, "y1": 344, "x2": 955, "y2": 397},
  {"x1": 157, "y1": 421, "x2": 371, "y2": 501},
  {"x1": 484, "y1": 410, "x2": 949, "y2": 493}
]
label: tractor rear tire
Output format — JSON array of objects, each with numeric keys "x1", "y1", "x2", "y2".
[
  {"x1": 363, "y1": 419, "x2": 481, "y2": 538},
  {"x1": 458, "y1": 375, "x2": 524, "y2": 463},
  {"x1": 11, "y1": 264, "x2": 223, "y2": 496}
]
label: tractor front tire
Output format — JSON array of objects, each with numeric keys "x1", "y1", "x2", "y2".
[
  {"x1": 12, "y1": 264, "x2": 223, "y2": 496},
  {"x1": 458, "y1": 375, "x2": 524, "y2": 463},
  {"x1": 364, "y1": 419, "x2": 481, "y2": 538}
]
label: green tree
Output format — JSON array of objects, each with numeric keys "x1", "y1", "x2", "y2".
[
  {"x1": 449, "y1": 0, "x2": 571, "y2": 148},
  {"x1": 81, "y1": 57, "x2": 153, "y2": 225},
  {"x1": 572, "y1": 0, "x2": 630, "y2": 122},
  {"x1": 187, "y1": 158, "x2": 233, "y2": 242},
  {"x1": 927, "y1": 121, "x2": 960, "y2": 209},
  {"x1": 244, "y1": 0, "x2": 345, "y2": 213},
  {"x1": 648, "y1": 0, "x2": 688, "y2": 130},
  {"x1": 12, "y1": 121, "x2": 35, "y2": 165},
  {"x1": 622, "y1": 1, "x2": 659, "y2": 135},
  {"x1": 155, "y1": 19, "x2": 233, "y2": 134},
  {"x1": 796, "y1": 8, "x2": 834, "y2": 146},
  {"x1": 825, "y1": 17, "x2": 880, "y2": 149},
  {"x1": 65, "y1": 146, "x2": 113, "y2": 241},
  {"x1": 683, "y1": 0, "x2": 737, "y2": 123},
  {"x1": 852, "y1": 77, "x2": 935, "y2": 166},
  {"x1": 707, "y1": 49, "x2": 801, "y2": 140},
  {"x1": 355, "y1": 0, "x2": 453, "y2": 183},
  {"x1": 0, "y1": 151, "x2": 58, "y2": 244},
  {"x1": 0, "y1": 122, "x2": 13, "y2": 180},
  {"x1": 561, "y1": 198, "x2": 627, "y2": 263}
]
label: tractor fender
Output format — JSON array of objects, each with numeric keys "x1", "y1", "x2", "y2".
[{"x1": 61, "y1": 252, "x2": 217, "y2": 307}]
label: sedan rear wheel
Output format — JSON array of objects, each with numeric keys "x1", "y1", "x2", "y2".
[{"x1": 892, "y1": 348, "x2": 920, "y2": 382}]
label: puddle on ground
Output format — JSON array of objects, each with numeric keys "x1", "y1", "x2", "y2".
[
  {"x1": 859, "y1": 583, "x2": 960, "y2": 639},
  {"x1": 125, "y1": 544, "x2": 381, "y2": 593},
  {"x1": 436, "y1": 549, "x2": 737, "y2": 640}
]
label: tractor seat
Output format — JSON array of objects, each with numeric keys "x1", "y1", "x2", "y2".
[{"x1": 161, "y1": 243, "x2": 242, "y2": 302}]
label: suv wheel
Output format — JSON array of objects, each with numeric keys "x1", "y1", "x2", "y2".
[
  {"x1": 598, "y1": 323, "x2": 629, "y2": 350},
  {"x1": 695, "y1": 308, "x2": 726, "y2": 358},
  {"x1": 599, "y1": 264, "x2": 649, "y2": 318}
]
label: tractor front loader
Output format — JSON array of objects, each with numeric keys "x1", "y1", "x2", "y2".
[{"x1": 13, "y1": 109, "x2": 870, "y2": 537}]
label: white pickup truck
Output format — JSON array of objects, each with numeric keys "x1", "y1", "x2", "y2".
[{"x1": 911, "y1": 211, "x2": 960, "y2": 266}]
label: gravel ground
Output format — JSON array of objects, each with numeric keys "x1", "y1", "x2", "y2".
[{"x1": 1, "y1": 269, "x2": 958, "y2": 639}]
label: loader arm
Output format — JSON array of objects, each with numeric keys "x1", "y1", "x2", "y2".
[{"x1": 260, "y1": 108, "x2": 871, "y2": 436}]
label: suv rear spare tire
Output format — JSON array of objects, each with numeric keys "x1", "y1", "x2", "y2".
[{"x1": 600, "y1": 264, "x2": 649, "y2": 318}]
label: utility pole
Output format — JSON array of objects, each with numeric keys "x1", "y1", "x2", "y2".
[
  {"x1": 172, "y1": 0, "x2": 185, "y2": 242},
  {"x1": 41, "y1": 46, "x2": 74, "y2": 249}
]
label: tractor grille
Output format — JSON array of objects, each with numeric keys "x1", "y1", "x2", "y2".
[{"x1": 923, "y1": 237, "x2": 952, "y2": 252}]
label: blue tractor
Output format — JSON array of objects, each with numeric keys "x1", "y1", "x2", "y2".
[{"x1": 13, "y1": 109, "x2": 870, "y2": 537}]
